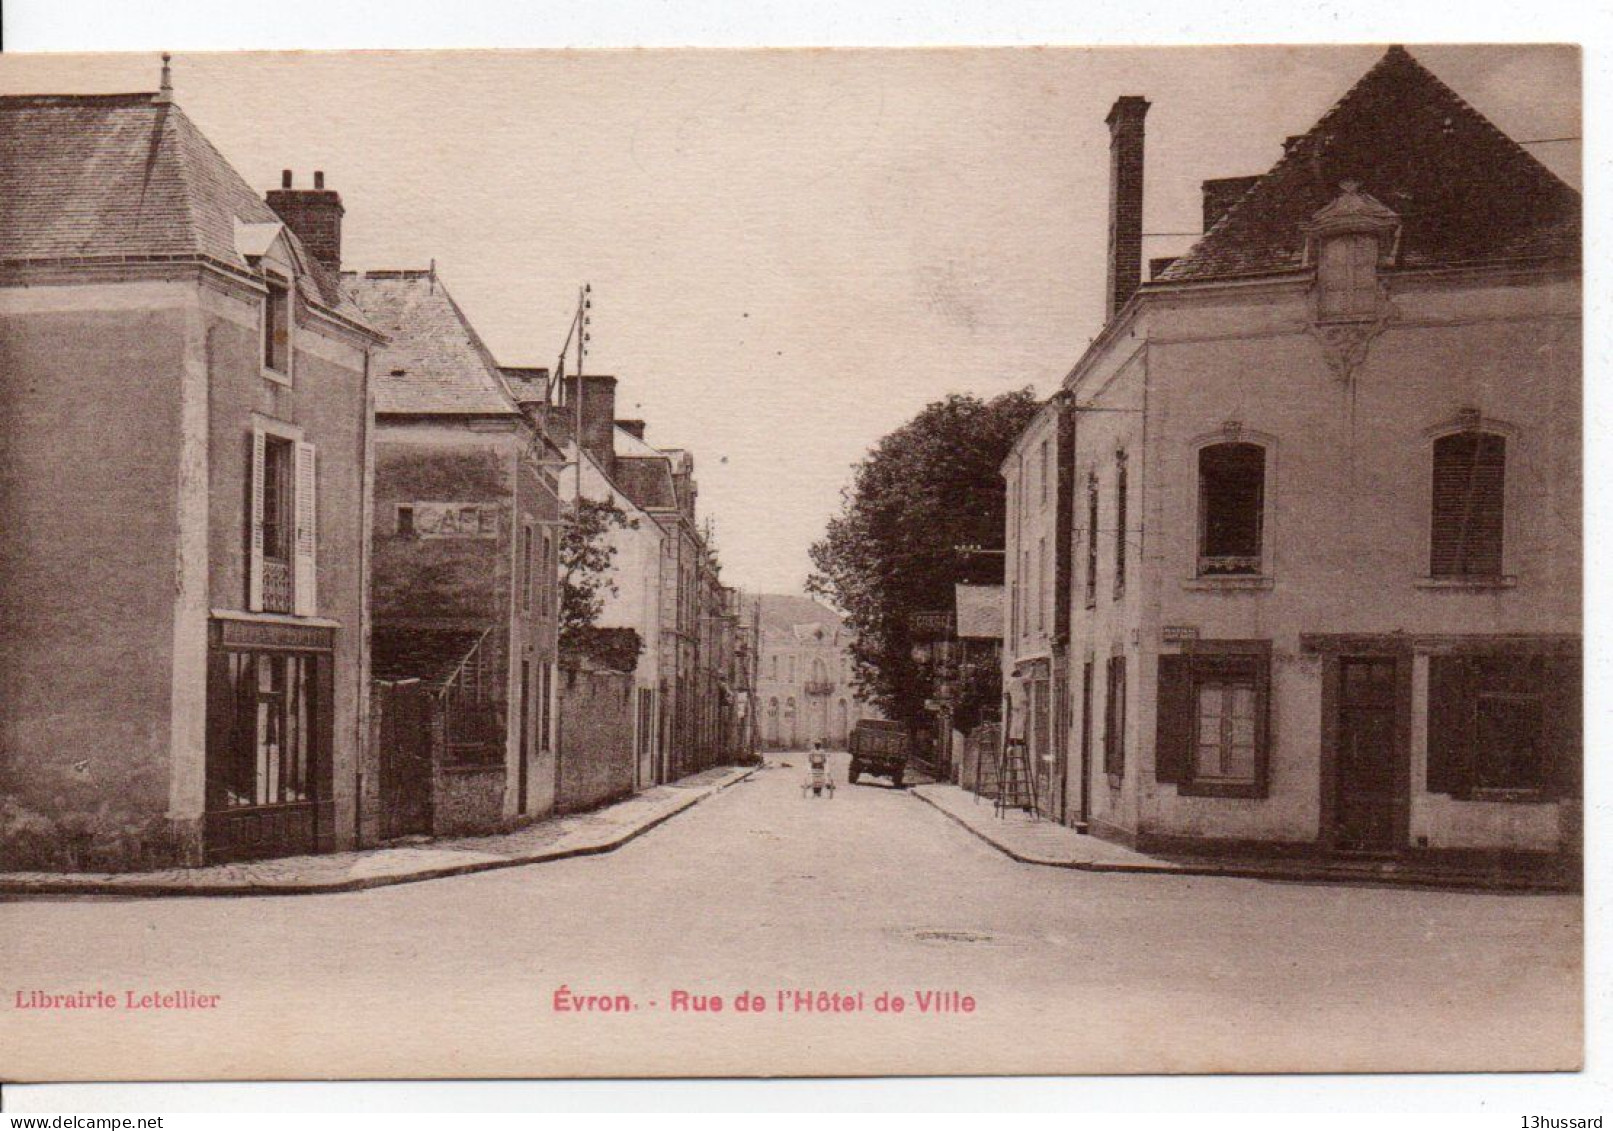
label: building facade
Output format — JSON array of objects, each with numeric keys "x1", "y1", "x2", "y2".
[
  {"x1": 534, "y1": 372, "x2": 668, "y2": 794},
  {"x1": 349, "y1": 269, "x2": 563, "y2": 838},
  {"x1": 1044, "y1": 47, "x2": 1580, "y2": 867},
  {"x1": 751, "y1": 595, "x2": 874, "y2": 750},
  {"x1": 0, "y1": 88, "x2": 382, "y2": 868}
]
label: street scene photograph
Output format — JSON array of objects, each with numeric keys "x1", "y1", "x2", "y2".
[{"x1": 0, "y1": 35, "x2": 1585, "y2": 1090}]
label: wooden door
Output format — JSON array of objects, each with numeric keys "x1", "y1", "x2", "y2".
[
  {"x1": 1333, "y1": 657, "x2": 1401, "y2": 852},
  {"x1": 378, "y1": 682, "x2": 432, "y2": 839}
]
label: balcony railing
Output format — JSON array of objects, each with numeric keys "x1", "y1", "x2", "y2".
[
  {"x1": 262, "y1": 558, "x2": 293, "y2": 613},
  {"x1": 1197, "y1": 554, "x2": 1262, "y2": 577},
  {"x1": 804, "y1": 679, "x2": 835, "y2": 697}
]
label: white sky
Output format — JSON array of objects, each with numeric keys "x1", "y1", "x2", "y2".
[{"x1": 0, "y1": 45, "x2": 1580, "y2": 596}]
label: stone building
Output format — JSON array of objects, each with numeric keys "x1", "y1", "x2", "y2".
[
  {"x1": 750, "y1": 595, "x2": 874, "y2": 750},
  {"x1": 0, "y1": 79, "x2": 383, "y2": 867},
  {"x1": 1038, "y1": 47, "x2": 1580, "y2": 869},
  {"x1": 348, "y1": 269, "x2": 563, "y2": 837}
]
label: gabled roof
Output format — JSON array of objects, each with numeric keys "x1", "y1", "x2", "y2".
[
  {"x1": 0, "y1": 92, "x2": 361, "y2": 318},
  {"x1": 613, "y1": 454, "x2": 679, "y2": 511},
  {"x1": 1159, "y1": 47, "x2": 1580, "y2": 283},
  {"x1": 345, "y1": 270, "x2": 521, "y2": 416}
]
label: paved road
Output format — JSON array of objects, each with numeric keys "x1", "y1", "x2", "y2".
[{"x1": 1, "y1": 752, "x2": 1580, "y2": 1079}]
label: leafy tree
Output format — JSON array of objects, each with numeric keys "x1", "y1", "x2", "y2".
[
  {"x1": 807, "y1": 389, "x2": 1041, "y2": 727},
  {"x1": 560, "y1": 497, "x2": 640, "y2": 664}
]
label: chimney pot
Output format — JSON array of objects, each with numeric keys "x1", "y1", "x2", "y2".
[
  {"x1": 314, "y1": 171, "x2": 325, "y2": 190},
  {"x1": 266, "y1": 174, "x2": 345, "y2": 276}
]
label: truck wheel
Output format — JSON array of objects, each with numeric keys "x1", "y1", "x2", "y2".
[
  {"x1": 848, "y1": 763, "x2": 861, "y2": 784},
  {"x1": 891, "y1": 771, "x2": 904, "y2": 789}
]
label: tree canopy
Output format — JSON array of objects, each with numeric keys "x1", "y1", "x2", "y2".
[
  {"x1": 807, "y1": 389, "x2": 1041, "y2": 727},
  {"x1": 560, "y1": 496, "x2": 641, "y2": 669}
]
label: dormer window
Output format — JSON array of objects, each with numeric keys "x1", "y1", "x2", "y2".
[
  {"x1": 263, "y1": 271, "x2": 292, "y2": 377},
  {"x1": 1302, "y1": 181, "x2": 1400, "y2": 323}
]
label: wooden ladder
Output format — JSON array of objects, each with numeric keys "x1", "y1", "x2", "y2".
[{"x1": 994, "y1": 738, "x2": 1036, "y2": 819}]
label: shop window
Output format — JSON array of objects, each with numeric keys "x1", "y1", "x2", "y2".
[
  {"x1": 1430, "y1": 432, "x2": 1506, "y2": 578},
  {"x1": 210, "y1": 651, "x2": 318, "y2": 809},
  {"x1": 1198, "y1": 442, "x2": 1266, "y2": 576}
]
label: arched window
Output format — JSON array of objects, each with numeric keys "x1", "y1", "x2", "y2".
[
  {"x1": 1198, "y1": 442, "x2": 1266, "y2": 576},
  {"x1": 766, "y1": 698, "x2": 779, "y2": 745},
  {"x1": 1431, "y1": 431, "x2": 1506, "y2": 578}
]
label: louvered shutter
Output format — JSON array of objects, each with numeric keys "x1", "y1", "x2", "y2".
[
  {"x1": 293, "y1": 441, "x2": 318, "y2": 616},
  {"x1": 1431, "y1": 433, "x2": 1506, "y2": 577},
  {"x1": 1426, "y1": 654, "x2": 1473, "y2": 796},
  {"x1": 249, "y1": 426, "x2": 266, "y2": 611},
  {"x1": 1155, "y1": 654, "x2": 1193, "y2": 783}
]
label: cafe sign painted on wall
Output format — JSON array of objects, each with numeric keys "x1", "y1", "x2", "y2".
[{"x1": 413, "y1": 502, "x2": 501, "y2": 539}]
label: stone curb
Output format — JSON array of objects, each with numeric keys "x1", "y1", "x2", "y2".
[
  {"x1": 0, "y1": 766, "x2": 759, "y2": 900},
  {"x1": 909, "y1": 786, "x2": 1575, "y2": 894}
]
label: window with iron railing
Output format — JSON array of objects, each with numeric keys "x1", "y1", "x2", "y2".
[{"x1": 1198, "y1": 442, "x2": 1266, "y2": 577}]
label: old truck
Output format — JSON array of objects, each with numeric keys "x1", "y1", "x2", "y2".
[{"x1": 847, "y1": 719, "x2": 910, "y2": 788}]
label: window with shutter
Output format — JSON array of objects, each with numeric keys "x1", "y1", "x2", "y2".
[
  {"x1": 1104, "y1": 655, "x2": 1126, "y2": 777},
  {"x1": 1426, "y1": 652, "x2": 1570, "y2": 800},
  {"x1": 1430, "y1": 432, "x2": 1506, "y2": 577},
  {"x1": 1156, "y1": 645, "x2": 1271, "y2": 797},
  {"x1": 1114, "y1": 453, "x2": 1128, "y2": 597},
  {"x1": 1198, "y1": 442, "x2": 1266, "y2": 576},
  {"x1": 1085, "y1": 473, "x2": 1099, "y2": 607},
  {"x1": 250, "y1": 431, "x2": 296, "y2": 614},
  {"x1": 1318, "y1": 232, "x2": 1379, "y2": 319},
  {"x1": 263, "y1": 273, "x2": 292, "y2": 376},
  {"x1": 292, "y1": 441, "x2": 318, "y2": 616}
]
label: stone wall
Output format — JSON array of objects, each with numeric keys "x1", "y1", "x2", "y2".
[{"x1": 557, "y1": 666, "x2": 635, "y2": 812}]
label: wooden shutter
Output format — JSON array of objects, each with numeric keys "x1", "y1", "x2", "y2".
[
  {"x1": 1426, "y1": 655, "x2": 1473, "y2": 796},
  {"x1": 293, "y1": 441, "x2": 318, "y2": 616},
  {"x1": 1431, "y1": 433, "x2": 1506, "y2": 577},
  {"x1": 1544, "y1": 654, "x2": 1582, "y2": 801},
  {"x1": 249, "y1": 426, "x2": 266, "y2": 611},
  {"x1": 1155, "y1": 654, "x2": 1193, "y2": 783}
]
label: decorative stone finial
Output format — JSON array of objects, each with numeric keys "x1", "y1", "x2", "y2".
[{"x1": 153, "y1": 53, "x2": 174, "y2": 105}]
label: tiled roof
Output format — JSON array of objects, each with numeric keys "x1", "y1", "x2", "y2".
[
  {"x1": 0, "y1": 93, "x2": 361, "y2": 318},
  {"x1": 613, "y1": 454, "x2": 678, "y2": 510},
  {"x1": 371, "y1": 626, "x2": 487, "y2": 686},
  {"x1": 953, "y1": 584, "x2": 1003, "y2": 640},
  {"x1": 345, "y1": 271, "x2": 520, "y2": 416},
  {"x1": 1158, "y1": 47, "x2": 1581, "y2": 283}
]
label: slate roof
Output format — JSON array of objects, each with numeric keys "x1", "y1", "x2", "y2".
[
  {"x1": 1158, "y1": 47, "x2": 1581, "y2": 283},
  {"x1": 345, "y1": 271, "x2": 521, "y2": 416},
  {"x1": 613, "y1": 454, "x2": 679, "y2": 511},
  {"x1": 0, "y1": 92, "x2": 362, "y2": 319},
  {"x1": 371, "y1": 626, "x2": 487, "y2": 687},
  {"x1": 953, "y1": 584, "x2": 1003, "y2": 641}
]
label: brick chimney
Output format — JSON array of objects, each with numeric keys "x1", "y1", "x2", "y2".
[
  {"x1": 560, "y1": 374, "x2": 619, "y2": 480},
  {"x1": 266, "y1": 170, "x2": 344, "y2": 277},
  {"x1": 1104, "y1": 96, "x2": 1150, "y2": 321},
  {"x1": 615, "y1": 419, "x2": 647, "y2": 440},
  {"x1": 1201, "y1": 175, "x2": 1259, "y2": 233}
]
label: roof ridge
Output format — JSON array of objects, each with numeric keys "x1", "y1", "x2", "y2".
[{"x1": 159, "y1": 104, "x2": 209, "y2": 261}]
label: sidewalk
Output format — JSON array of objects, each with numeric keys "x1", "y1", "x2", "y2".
[
  {"x1": 0, "y1": 765, "x2": 756, "y2": 898},
  {"x1": 911, "y1": 781, "x2": 1576, "y2": 892}
]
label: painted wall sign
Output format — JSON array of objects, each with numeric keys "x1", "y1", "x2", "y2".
[
  {"x1": 1162, "y1": 625, "x2": 1200, "y2": 642},
  {"x1": 414, "y1": 502, "x2": 500, "y2": 539}
]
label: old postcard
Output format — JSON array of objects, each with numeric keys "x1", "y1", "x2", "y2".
[{"x1": 0, "y1": 43, "x2": 1582, "y2": 1083}]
